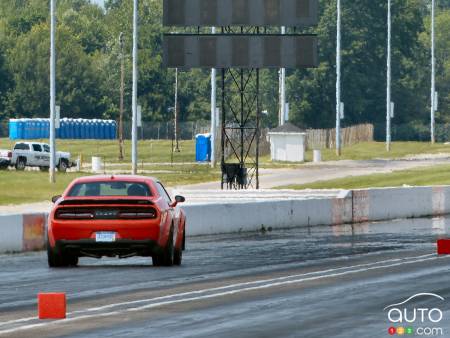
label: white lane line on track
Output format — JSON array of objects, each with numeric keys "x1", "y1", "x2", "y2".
[
  {"x1": 0, "y1": 253, "x2": 447, "y2": 335},
  {"x1": 0, "y1": 253, "x2": 434, "y2": 328}
]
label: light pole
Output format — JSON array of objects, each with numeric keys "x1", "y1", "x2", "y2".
[
  {"x1": 49, "y1": 0, "x2": 56, "y2": 183},
  {"x1": 210, "y1": 26, "x2": 217, "y2": 167},
  {"x1": 386, "y1": 0, "x2": 392, "y2": 152},
  {"x1": 118, "y1": 32, "x2": 125, "y2": 161},
  {"x1": 279, "y1": 26, "x2": 286, "y2": 126},
  {"x1": 174, "y1": 68, "x2": 179, "y2": 152},
  {"x1": 336, "y1": 0, "x2": 341, "y2": 156},
  {"x1": 431, "y1": 0, "x2": 436, "y2": 144},
  {"x1": 131, "y1": 0, "x2": 138, "y2": 174}
]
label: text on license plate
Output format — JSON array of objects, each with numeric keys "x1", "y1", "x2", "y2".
[{"x1": 95, "y1": 232, "x2": 116, "y2": 242}]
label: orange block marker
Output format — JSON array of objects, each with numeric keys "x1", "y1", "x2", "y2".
[
  {"x1": 437, "y1": 239, "x2": 450, "y2": 255},
  {"x1": 38, "y1": 293, "x2": 66, "y2": 319}
]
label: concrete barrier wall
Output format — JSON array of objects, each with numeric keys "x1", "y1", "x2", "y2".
[
  {"x1": 184, "y1": 195, "x2": 352, "y2": 236},
  {"x1": 4, "y1": 185, "x2": 450, "y2": 253},
  {"x1": 0, "y1": 213, "x2": 47, "y2": 253}
]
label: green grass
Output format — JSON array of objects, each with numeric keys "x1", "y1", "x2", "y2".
[
  {"x1": 260, "y1": 141, "x2": 450, "y2": 167},
  {"x1": 278, "y1": 164, "x2": 450, "y2": 190},
  {"x1": 2, "y1": 139, "x2": 449, "y2": 166},
  {"x1": 0, "y1": 166, "x2": 220, "y2": 205},
  {"x1": 0, "y1": 138, "x2": 196, "y2": 164}
]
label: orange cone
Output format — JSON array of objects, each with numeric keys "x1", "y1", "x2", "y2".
[
  {"x1": 38, "y1": 293, "x2": 66, "y2": 319},
  {"x1": 437, "y1": 239, "x2": 450, "y2": 255}
]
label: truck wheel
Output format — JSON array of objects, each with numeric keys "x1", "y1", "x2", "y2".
[
  {"x1": 15, "y1": 158, "x2": 26, "y2": 171},
  {"x1": 58, "y1": 160, "x2": 68, "y2": 173}
]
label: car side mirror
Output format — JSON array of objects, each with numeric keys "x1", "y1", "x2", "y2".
[
  {"x1": 52, "y1": 195, "x2": 62, "y2": 203},
  {"x1": 175, "y1": 195, "x2": 185, "y2": 203},
  {"x1": 170, "y1": 195, "x2": 185, "y2": 207}
]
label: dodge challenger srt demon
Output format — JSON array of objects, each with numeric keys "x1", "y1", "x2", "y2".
[{"x1": 47, "y1": 175, "x2": 186, "y2": 267}]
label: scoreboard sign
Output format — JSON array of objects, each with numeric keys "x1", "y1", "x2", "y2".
[
  {"x1": 163, "y1": 34, "x2": 318, "y2": 68},
  {"x1": 163, "y1": 0, "x2": 318, "y2": 27}
]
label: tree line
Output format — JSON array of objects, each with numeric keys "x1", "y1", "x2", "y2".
[{"x1": 0, "y1": 0, "x2": 449, "y2": 133}]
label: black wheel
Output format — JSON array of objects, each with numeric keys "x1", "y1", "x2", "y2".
[
  {"x1": 152, "y1": 226, "x2": 174, "y2": 267},
  {"x1": 47, "y1": 241, "x2": 65, "y2": 267},
  {"x1": 15, "y1": 158, "x2": 26, "y2": 171},
  {"x1": 47, "y1": 237, "x2": 77, "y2": 268},
  {"x1": 173, "y1": 248, "x2": 182, "y2": 266},
  {"x1": 39, "y1": 166, "x2": 49, "y2": 172},
  {"x1": 58, "y1": 160, "x2": 68, "y2": 173},
  {"x1": 66, "y1": 255, "x2": 79, "y2": 266},
  {"x1": 173, "y1": 231, "x2": 184, "y2": 266}
]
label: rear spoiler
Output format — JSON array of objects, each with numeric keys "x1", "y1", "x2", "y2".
[{"x1": 59, "y1": 199, "x2": 153, "y2": 206}]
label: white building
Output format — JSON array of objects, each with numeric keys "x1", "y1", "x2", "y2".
[{"x1": 268, "y1": 123, "x2": 306, "y2": 162}]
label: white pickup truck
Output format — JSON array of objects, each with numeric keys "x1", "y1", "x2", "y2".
[{"x1": 11, "y1": 142, "x2": 72, "y2": 172}]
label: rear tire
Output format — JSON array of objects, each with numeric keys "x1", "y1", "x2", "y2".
[
  {"x1": 58, "y1": 160, "x2": 68, "y2": 173},
  {"x1": 173, "y1": 248, "x2": 182, "y2": 266},
  {"x1": 47, "y1": 242, "x2": 64, "y2": 267},
  {"x1": 47, "y1": 239, "x2": 78, "y2": 268},
  {"x1": 173, "y1": 232, "x2": 184, "y2": 266},
  {"x1": 15, "y1": 158, "x2": 26, "y2": 171},
  {"x1": 152, "y1": 226, "x2": 174, "y2": 267}
]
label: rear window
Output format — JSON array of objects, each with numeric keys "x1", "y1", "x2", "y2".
[
  {"x1": 14, "y1": 143, "x2": 29, "y2": 150},
  {"x1": 67, "y1": 181, "x2": 152, "y2": 197}
]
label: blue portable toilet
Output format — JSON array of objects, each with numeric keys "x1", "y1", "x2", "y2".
[
  {"x1": 74, "y1": 119, "x2": 81, "y2": 139},
  {"x1": 110, "y1": 120, "x2": 117, "y2": 139},
  {"x1": 195, "y1": 133, "x2": 211, "y2": 162},
  {"x1": 38, "y1": 119, "x2": 45, "y2": 138},
  {"x1": 93, "y1": 119, "x2": 99, "y2": 139},
  {"x1": 31, "y1": 120, "x2": 38, "y2": 139},
  {"x1": 106, "y1": 120, "x2": 112, "y2": 139},
  {"x1": 17, "y1": 119, "x2": 25, "y2": 139},
  {"x1": 100, "y1": 120, "x2": 106, "y2": 139},
  {"x1": 22, "y1": 119, "x2": 29, "y2": 139},
  {"x1": 66, "y1": 119, "x2": 73, "y2": 139},
  {"x1": 9, "y1": 119, "x2": 18, "y2": 140},
  {"x1": 87, "y1": 120, "x2": 95, "y2": 139},
  {"x1": 108, "y1": 120, "x2": 116, "y2": 140},
  {"x1": 80, "y1": 119, "x2": 87, "y2": 139},
  {"x1": 59, "y1": 118, "x2": 65, "y2": 139}
]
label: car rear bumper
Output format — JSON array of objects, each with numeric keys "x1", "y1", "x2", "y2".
[{"x1": 55, "y1": 239, "x2": 161, "y2": 258}]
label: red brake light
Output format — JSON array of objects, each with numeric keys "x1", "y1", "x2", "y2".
[
  {"x1": 118, "y1": 211, "x2": 156, "y2": 219},
  {"x1": 7, "y1": 152, "x2": 12, "y2": 158},
  {"x1": 56, "y1": 211, "x2": 94, "y2": 219}
]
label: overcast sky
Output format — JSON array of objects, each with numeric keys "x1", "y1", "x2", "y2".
[{"x1": 91, "y1": 0, "x2": 105, "y2": 7}]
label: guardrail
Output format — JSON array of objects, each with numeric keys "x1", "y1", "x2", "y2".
[{"x1": 1, "y1": 185, "x2": 449, "y2": 253}]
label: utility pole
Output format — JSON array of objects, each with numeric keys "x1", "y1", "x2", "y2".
[
  {"x1": 336, "y1": 0, "x2": 341, "y2": 156},
  {"x1": 210, "y1": 26, "x2": 217, "y2": 167},
  {"x1": 386, "y1": 0, "x2": 392, "y2": 152},
  {"x1": 279, "y1": 26, "x2": 286, "y2": 126},
  {"x1": 131, "y1": 0, "x2": 138, "y2": 174},
  {"x1": 431, "y1": 0, "x2": 436, "y2": 144},
  {"x1": 118, "y1": 32, "x2": 125, "y2": 161},
  {"x1": 174, "y1": 68, "x2": 180, "y2": 152},
  {"x1": 49, "y1": 0, "x2": 56, "y2": 183}
]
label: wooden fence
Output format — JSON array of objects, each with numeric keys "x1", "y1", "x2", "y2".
[{"x1": 305, "y1": 123, "x2": 374, "y2": 150}]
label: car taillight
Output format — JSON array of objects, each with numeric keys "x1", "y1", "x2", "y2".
[
  {"x1": 56, "y1": 211, "x2": 94, "y2": 219},
  {"x1": 118, "y1": 211, "x2": 156, "y2": 219},
  {"x1": 7, "y1": 152, "x2": 11, "y2": 158}
]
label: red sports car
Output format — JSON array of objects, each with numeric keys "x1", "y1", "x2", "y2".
[{"x1": 47, "y1": 175, "x2": 186, "y2": 267}]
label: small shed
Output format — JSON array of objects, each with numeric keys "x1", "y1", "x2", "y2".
[{"x1": 268, "y1": 123, "x2": 306, "y2": 162}]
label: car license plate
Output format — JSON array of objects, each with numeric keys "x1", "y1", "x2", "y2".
[{"x1": 95, "y1": 232, "x2": 116, "y2": 242}]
